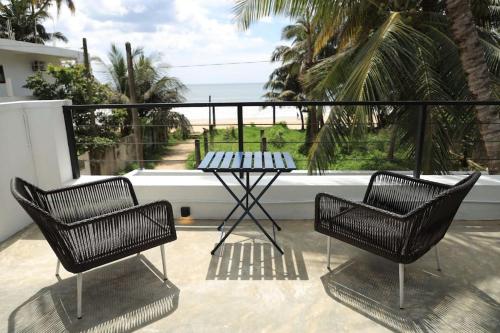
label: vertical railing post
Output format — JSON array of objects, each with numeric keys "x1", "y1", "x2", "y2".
[
  {"x1": 414, "y1": 104, "x2": 428, "y2": 179},
  {"x1": 203, "y1": 129, "x2": 209, "y2": 156},
  {"x1": 237, "y1": 105, "x2": 244, "y2": 152},
  {"x1": 194, "y1": 139, "x2": 201, "y2": 167},
  {"x1": 272, "y1": 105, "x2": 276, "y2": 125},
  {"x1": 212, "y1": 105, "x2": 216, "y2": 127},
  {"x1": 237, "y1": 105, "x2": 244, "y2": 178},
  {"x1": 63, "y1": 106, "x2": 80, "y2": 179}
]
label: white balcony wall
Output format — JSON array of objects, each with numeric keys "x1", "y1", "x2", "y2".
[
  {"x1": 0, "y1": 100, "x2": 73, "y2": 241},
  {"x1": 73, "y1": 170, "x2": 500, "y2": 221}
]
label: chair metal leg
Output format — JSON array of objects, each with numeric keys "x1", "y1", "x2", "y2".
[
  {"x1": 55, "y1": 260, "x2": 60, "y2": 277},
  {"x1": 160, "y1": 245, "x2": 167, "y2": 281},
  {"x1": 327, "y1": 236, "x2": 331, "y2": 270},
  {"x1": 434, "y1": 246, "x2": 441, "y2": 271},
  {"x1": 399, "y1": 264, "x2": 404, "y2": 309},
  {"x1": 77, "y1": 273, "x2": 83, "y2": 319}
]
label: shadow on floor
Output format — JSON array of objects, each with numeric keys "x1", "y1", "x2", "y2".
[
  {"x1": 206, "y1": 242, "x2": 308, "y2": 280},
  {"x1": 8, "y1": 255, "x2": 180, "y2": 333},
  {"x1": 321, "y1": 256, "x2": 500, "y2": 332}
]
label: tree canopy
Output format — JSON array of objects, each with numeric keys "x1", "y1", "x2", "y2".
[{"x1": 240, "y1": 0, "x2": 500, "y2": 173}]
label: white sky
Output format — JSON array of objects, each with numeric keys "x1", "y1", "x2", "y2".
[{"x1": 43, "y1": 0, "x2": 290, "y2": 84}]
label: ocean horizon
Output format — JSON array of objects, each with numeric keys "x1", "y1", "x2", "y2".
[
  {"x1": 184, "y1": 82, "x2": 267, "y2": 102},
  {"x1": 173, "y1": 82, "x2": 302, "y2": 124}
]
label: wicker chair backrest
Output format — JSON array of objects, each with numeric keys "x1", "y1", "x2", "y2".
[
  {"x1": 11, "y1": 178, "x2": 74, "y2": 265},
  {"x1": 364, "y1": 174, "x2": 450, "y2": 215},
  {"x1": 408, "y1": 172, "x2": 481, "y2": 253}
]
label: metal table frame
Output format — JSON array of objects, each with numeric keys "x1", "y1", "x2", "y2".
[
  {"x1": 211, "y1": 170, "x2": 283, "y2": 255},
  {"x1": 198, "y1": 151, "x2": 296, "y2": 256}
]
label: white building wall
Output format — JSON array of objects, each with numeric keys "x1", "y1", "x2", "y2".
[{"x1": 0, "y1": 50, "x2": 67, "y2": 98}]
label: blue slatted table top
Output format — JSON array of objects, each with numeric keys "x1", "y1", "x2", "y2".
[{"x1": 198, "y1": 151, "x2": 296, "y2": 172}]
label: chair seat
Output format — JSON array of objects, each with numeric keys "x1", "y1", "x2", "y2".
[
  {"x1": 61, "y1": 215, "x2": 175, "y2": 272},
  {"x1": 316, "y1": 206, "x2": 405, "y2": 262}
]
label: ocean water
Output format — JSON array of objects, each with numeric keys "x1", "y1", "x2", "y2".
[
  {"x1": 174, "y1": 82, "x2": 301, "y2": 123},
  {"x1": 184, "y1": 82, "x2": 267, "y2": 102}
]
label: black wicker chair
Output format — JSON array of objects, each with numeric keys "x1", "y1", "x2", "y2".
[
  {"x1": 11, "y1": 177, "x2": 177, "y2": 319},
  {"x1": 315, "y1": 171, "x2": 480, "y2": 309}
]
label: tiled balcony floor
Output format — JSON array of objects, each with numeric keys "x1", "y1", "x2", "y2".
[{"x1": 1, "y1": 219, "x2": 499, "y2": 332}]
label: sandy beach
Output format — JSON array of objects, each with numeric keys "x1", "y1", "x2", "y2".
[{"x1": 173, "y1": 105, "x2": 309, "y2": 132}]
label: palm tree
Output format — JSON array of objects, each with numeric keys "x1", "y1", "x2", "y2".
[
  {"x1": 0, "y1": 0, "x2": 68, "y2": 43},
  {"x1": 234, "y1": 0, "x2": 500, "y2": 174},
  {"x1": 264, "y1": 52, "x2": 306, "y2": 130},
  {"x1": 445, "y1": 0, "x2": 500, "y2": 174},
  {"x1": 264, "y1": 16, "x2": 321, "y2": 139},
  {"x1": 103, "y1": 44, "x2": 191, "y2": 159}
]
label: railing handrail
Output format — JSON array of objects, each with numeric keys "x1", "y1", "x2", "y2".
[
  {"x1": 63, "y1": 100, "x2": 500, "y2": 180},
  {"x1": 63, "y1": 100, "x2": 500, "y2": 111}
]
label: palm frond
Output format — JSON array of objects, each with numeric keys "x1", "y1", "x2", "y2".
[{"x1": 233, "y1": 0, "x2": 310, "y2": 30}]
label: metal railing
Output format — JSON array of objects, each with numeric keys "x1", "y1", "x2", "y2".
[{"x1": 62, "y1": 100, "x2": 500, "y2": 179}]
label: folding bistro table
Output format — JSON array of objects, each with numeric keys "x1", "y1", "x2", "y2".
[{"x1": 198, "y1": 151, "x2": 296, "y2": 255}]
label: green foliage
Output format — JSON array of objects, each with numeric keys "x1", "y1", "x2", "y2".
[
  {"x1": 223, "y1": 127, "x2": 238, "y2": 141},
  {"x1": 0, "y1": 0, "x2": 70, "y2": 43},
  {"x1": 186, "y1": 125, "x2": 308, "y2": 169},
  {"x1": 103, "y1": 44, "x2": 192, "y2": 166},
  {"x1": 267, "y1": 127, "x2": 286, "y2": 148},
  {"x1": 25, "y1": 64, "x2": 120, "y2": 154},
  {"x1": 25, "y1": 64, "x2": 110, "y2": 104},
  {"x1": 186, "y1": 125, "x2": 413, "y2": 171},
  {"x1": 235, "y1": 0, "x2": 500, "y2": 174}
]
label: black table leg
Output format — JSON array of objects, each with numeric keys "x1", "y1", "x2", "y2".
[
  {"x1": 210, "y1": 171, "x2": 284, "y2": 255},
  {"x1": 216, "y1": 172, "x2": 266, "y2": 231},
  {"x1": 230, "y1": 172, "x2": 282, "y2": 231}
]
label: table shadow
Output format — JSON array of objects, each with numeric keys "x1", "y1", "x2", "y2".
[
  {"x1": 8, "y1": 255, "x2": 180, "y2": 333},
  {"x1": 206, "y1": 242, "x2": 308, "y2": 280}
]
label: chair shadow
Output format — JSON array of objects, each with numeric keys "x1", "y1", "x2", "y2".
[
  {"x1": 206, "y1": 242, "x2": 308, "y2": 280},
  {"x1": 8, "y1": 255, "x2": 180, "y2": 333},
  {"x1": 321, "y1": 256, "x2": 500, "y2": 332}
]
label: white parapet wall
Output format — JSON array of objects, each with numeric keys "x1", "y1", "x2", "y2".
[
  {"x1": 1, "y1": 97, "x2": 499, "y2": 243},
  {"x1": 71, "y1": 170, "x2": 500, "y2": 221},
  {"x1": 0, "y1": 100, "x2": 73, "y2": 242}
]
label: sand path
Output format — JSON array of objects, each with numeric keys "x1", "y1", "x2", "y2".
[{"x1": 154, "y1": 139, "x2": 194, "y2": 170}]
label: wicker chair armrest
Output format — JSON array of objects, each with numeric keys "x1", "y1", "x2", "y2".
[
  {"x1": 59, "y1": 200, "x2": 174, "y2": 229},
  {"x1": 316, "y1": 193, "x2": 407, "y2": 221},
  {"x1": 53, "y1": 200, "x2": 176, "y2": 268}
]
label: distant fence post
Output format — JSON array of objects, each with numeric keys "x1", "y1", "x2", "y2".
[
  {"x1": 261, "y1": 137, "x2": 267, "y2": 152},
  {"x1": 203, "y1": 129, "x2": 209, "y2": 155},
  {"x1": 208, "y1": 95, "x2": 212, "y2": 127},
  {"x1": 414, "y1": 104, "x2": 428, "y2": 179},
  {"x1": 194, "y1": 139, "x2": 201, "y2": 167}
]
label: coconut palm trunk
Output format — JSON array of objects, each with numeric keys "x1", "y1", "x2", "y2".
[{"x1": 446, "y1": 0, "x2": 500, "y2": 174}]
